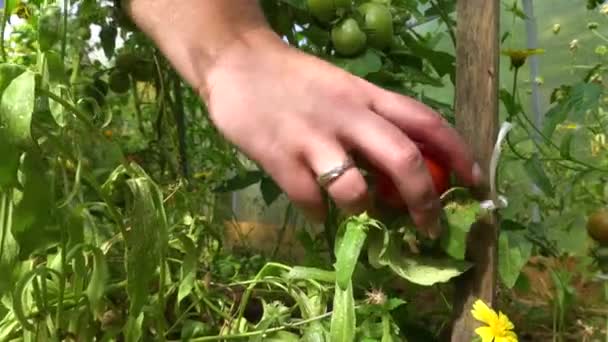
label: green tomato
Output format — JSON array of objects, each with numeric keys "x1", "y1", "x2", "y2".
[
  {"x1": 308, "y1": 0, "x2": 352, "y2": 23},
  {"x1": 108, "y1": 70, "x2": 131, "y2": 94},
  {"x1": 358, "y1": 2, "x2": 394, "y2": 50},
  {"x1": 331, "y1": 18, "x2": 367, "y2": 56}
]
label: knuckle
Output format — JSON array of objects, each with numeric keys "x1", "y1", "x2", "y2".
[
  {"x1": 421, "y1": 113, "x2": 446, "y2": 130},
  {"x1": 335, "y1": 179, "x2": 368, "y2": 204},
  {"x1": 392, "y1": 145, "x2": 424, "y2": 171}
]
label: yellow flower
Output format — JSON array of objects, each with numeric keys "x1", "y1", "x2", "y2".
[
  {"x1": 471, "y1": 299, "x2": 518, "y2": 342},
  {"x1": 501, "y1": 48, "x2": 545, "y2": 70}
]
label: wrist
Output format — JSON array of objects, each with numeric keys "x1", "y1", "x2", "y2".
[{"x1": 123, "y1": 0, "x2": 288, "y2": 100}]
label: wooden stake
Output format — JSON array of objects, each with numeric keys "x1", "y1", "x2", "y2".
[{"x1": 449, "y1": 1, "x2": 500, "y2": 341}]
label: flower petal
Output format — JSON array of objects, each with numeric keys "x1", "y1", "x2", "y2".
[
  {"x1": 474, "y1": 327, "x2": 496, "y2": 342},
  {"x1": 471, "y1": 299, "x2": 498, "y2": 325},
  {"x1": 497, "y1": 311, "x2": 515, "y2": 330}
]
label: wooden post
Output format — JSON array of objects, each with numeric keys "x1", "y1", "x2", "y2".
[{"x1": 448, "y1": 1, "x2": 500, "y2": 341}]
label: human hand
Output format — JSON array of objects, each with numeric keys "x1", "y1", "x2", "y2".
[{"x1": 199, "y1": 30, "x2": 483, "y2": 238}]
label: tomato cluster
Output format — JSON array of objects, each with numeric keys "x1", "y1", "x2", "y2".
[{"x1": 307, "y1": 0, "x2": 395, "y2": 56}]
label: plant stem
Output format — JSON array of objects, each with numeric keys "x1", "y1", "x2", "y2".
[
  {"x1": 432, "y1": 0, "x2": 456, "y2": 47},
  {"x1": 0, "y1": 3, "x2": 8, "y2": 62},
  {"x1": 181, "y1": 311, "x2": 335, "y2": 342}
]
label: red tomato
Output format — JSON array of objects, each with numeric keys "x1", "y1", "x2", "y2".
[{"x1": 374, "y1": 154, "x2": 450, "y2": 209}]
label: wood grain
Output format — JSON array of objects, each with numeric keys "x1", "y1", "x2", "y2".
[{"x1": 448, "y1": 0, "x2": 500, "y2": 341}]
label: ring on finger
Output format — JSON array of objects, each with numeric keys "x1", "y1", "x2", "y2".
[{"x1": 317, "y1": 157, "x2": 356, "y2": 188}]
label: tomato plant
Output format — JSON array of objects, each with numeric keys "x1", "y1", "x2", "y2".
[
  {"x1": 331, "y1": 17, "x2": 367, "y2": 56},
  {"x1": 587, "y1": 208, "x2": 608, "y2": 245}
]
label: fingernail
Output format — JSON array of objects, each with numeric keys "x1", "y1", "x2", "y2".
[{"x1": 472, "y1": 163, "x2": 483, "y2": 186}]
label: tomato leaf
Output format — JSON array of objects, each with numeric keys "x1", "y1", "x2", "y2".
[
  {"x1": 523, "y1": 153, "x2": 554, "y2": 197},
  {"x1": 332, "y1": 49, "x2": 383, "y2": 77},
  {"x1": 0, "y1": 70, "x2": 36, "y2": 148},
  {"x1": 543, "y1": 82, "x2": 601, "y2": 138},
  {"x1": 440, "y1": 201, "x2": 480, "y2": 260},
  {"x1": 381, "y1": 232, "x2": 471, "y2": 286},
  {"x1": 498, "y1": 230, "x2": 533, "y2": 288},
  {"x1": 330, "y1": 280, "x2": 356, "y2": 342}
]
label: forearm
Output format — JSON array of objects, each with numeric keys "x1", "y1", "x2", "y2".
[{"x1": 123, "y1": 0, "x2": 283, "y2": 96}]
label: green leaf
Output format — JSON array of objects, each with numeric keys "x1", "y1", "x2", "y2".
[
  {"x1": 285, "y1": 266, "x2": 336, "y2": 283},
  {"x1": 124, "y1": 312, "x2": 144, "y2": 342},
  {"x1": 278, "y1": 0, "x2": 306, "y2": 9},
  {"x1": 332, "y1": 50, "x2": 383, "y2": 77},
  {"x1": 214, "y1": 170, "x2": 263, "y2": 192},
  {"x1": 0, "y1": 70, "x2": 36, "y2": 148},
  {"x1": 381, "y1": 234, "x2": 471, "y2": 286},
  {"x1": 85, "y1": 246, "x2": 109, "y2": 314},
  {"x1": 302, "y1": 322, "x2": 328, "y2": 342},
  {"x1": 440, "y1": 201, "x2": 481, "y2": 260},
  {"x1": 0, "y1": 193, "x2": 19, "y2": 296},
  {"x1": 499, "y1": 88, "x2": 522, "y2": 117},
  {"x1": 523, "y1": 154, "x2": 554, "y2": 197},
  {"x1": 265, "y1": 331, "x2": 301, "y2": 342},
  {"x1": 396, "y1": 65, "x2": 443, "y2": 87},
  {"x1": 559, "y1": 131, "x2": 573, "y2": 159},
  {"x1": 176, "y1": 233, "x2": 197, "y2": 304},
  {"x1": 498, "y1": 230, "x2": 533, "y2": 289},
  {"x1": 125, "y1": 174, "x2": 168, "y2": 317},
  {"x1": 12, "y1": 151, "x2": 56, "y2": 257},
  {"x1": 543, "y1": 82, "x2": 601, "y2": 137},
  {"x1": 260, "y1": 176, "x2": 282, "y2": 206},
  {"x1": 0, "y1": 63, "x2": 26, "y2": 96},
  {"x1": 330, "y1": 280, "x2": 356, "y2": 342},
  {"x1": 334, "y1": 219, "x2": 369, "y2": 290}
]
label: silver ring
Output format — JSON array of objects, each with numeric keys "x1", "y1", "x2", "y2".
[{"x1": 317, "y1": 157, "x2": 355, "y2": 188}]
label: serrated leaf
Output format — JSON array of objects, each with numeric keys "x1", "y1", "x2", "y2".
[
  {"x1": 544, "y1": 82, "x2": 601, "y2": 138},
  {"x1": 498, "y1": 230, "x2": 533, "y2": 288},
  {"x1": 0, "y1": 70, "x2": 36, "y2": 148},
  {"x1": 523, "y1": 154, "x2": 554, "y2": 197},
  {"x1": 330, "y1": 280, "x2": 356, "y2": 342},
  {"x1": 440, "y1": 201, "x2": 481, "y2": 260},
  {"x1": 332, "y1": 49, "x2": 383, "y2": 77},
  {"x1": 260, "y1": 176, "x2": 282, "y2": 206}
]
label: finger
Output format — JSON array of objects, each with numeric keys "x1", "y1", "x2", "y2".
[
  {"x1": 339, "y1": 112, "x2": 443, "y2": 238},
  {"x1": 265, "y1": 157, "x2": 327, "y2": 223},
  {"x1": 366, "y1": 85, "x2": 483, "y2": 188},
  {"x1": 303, "y1": 138, "x2": 371, "y2": 215}
]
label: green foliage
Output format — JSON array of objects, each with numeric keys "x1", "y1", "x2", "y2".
[{"x1": 0, "y1": 0, "x2": 604, "y2": 340}]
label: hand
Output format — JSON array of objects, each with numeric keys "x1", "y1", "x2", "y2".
[{"x1": 199, "y1": 30, "x2": 483, "y2": 238}]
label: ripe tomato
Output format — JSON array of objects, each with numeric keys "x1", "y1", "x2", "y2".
[
  {"x1": 331, "y1": 18, "x2": 367, "y2": 56},
  {"x1": 374, "y1": 153, "x2": 450, "y2": 209},
  {"x1": 587, "y1": 208, "x2": 608, "y2": 245},
  {"x1": 358, "y1": 2, "x2": 394, "y2": 50}
]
